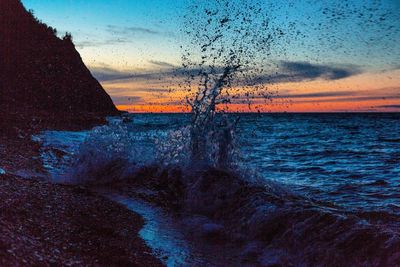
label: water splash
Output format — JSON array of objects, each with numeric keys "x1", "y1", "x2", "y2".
[
  {"x1": 171, "y1": 0, "x2": 288, "y2": 168},
  {"x1": 155, "y1": 126, "x2": 191, "y2": 167},
  {"x1": 66, "y1": 121, "x2": 154, "y2": 184}
]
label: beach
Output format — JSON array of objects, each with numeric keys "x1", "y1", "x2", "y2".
[{"x1": 0, "y1": 123, "x2": 163, "y2": 266}]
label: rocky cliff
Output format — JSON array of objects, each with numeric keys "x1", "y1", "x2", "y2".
[{"x1": 0, "y1": 0, "x2": 119, "y2": 130}]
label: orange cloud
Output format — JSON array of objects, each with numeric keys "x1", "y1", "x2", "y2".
[{"x1": 107, "y1": 69, "x2": 399, "y2": 113}]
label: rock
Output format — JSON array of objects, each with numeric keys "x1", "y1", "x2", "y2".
[
  {"x1": 122, "y1": 115, "x2": 133, "y2": 123},
  {"x1": 200, "y1": 223, "x2": 225, "y2": 239},
  {"x1": 0, "y1": 0, "x2": 119, "y2": 127},
  {"x1": 259, "y1": 249, "x2": 288, "y2": 266},
  {"x1": 240, "y1": 241, "x2": 263, "y2": 262}
]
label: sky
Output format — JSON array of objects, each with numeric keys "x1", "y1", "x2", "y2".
[{"x1": 21, "y1": 0, "x2": 400, "y2": 112}]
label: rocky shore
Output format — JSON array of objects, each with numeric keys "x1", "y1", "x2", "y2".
[
  {"x1": 0, "y1": 128, "x2": 163, "y2": 266},
  {"x1": 0, "y1": 0, "x2": 162, "y2": 264}
]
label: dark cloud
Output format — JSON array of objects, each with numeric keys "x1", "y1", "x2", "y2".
[
  {"x1": 254, "y1": 61, "x2": 361, "y2": 84},
  {"x1": 392, "y1": 64, "x2": 400, "y2": 70},
  {"x1": 76, "y1": 25, "x2": 174, "y2": 48},
  {"x1": 90, "y1": 67, "x2": 183, "y2": 82},
  {"x1": 81, "y1": 25, "x2": 172, "y2": 49},
  {"x1": 111, "y1": 96, "x2": 143, "y2": 105},
  {"x1": 229, "y1": 90, "x2": 355, "y2": 102},
  {"x1": 289, "y1": 95, "x2": 400, "y2": 103},
  {"x1": 75, "y1": 38, "x2": 129, "y2": 48},
  {"x1": 377, "y1": 64, "x2": 400, "y2": 73},
  {"x1": 135, "y1": 88, "x2": 170, "y2": 93},
  {"x1": 106, "y1": 25, "x2": 175, "y2": 38},
  {"x1": 280, "y1": 87, "x2": 400, "y2": 103},
  {"x1": 107, "y1": 86, "x2": 169, "y2": 94},
  {"x1": 376, "y1": 105, "x2": 400, "y2": 109},
  {"x1": 120, "y1": 71, "x2": 174, "y2": 81},
  {"x1": 90, "y1": 67, "x2": 134, "y2": 82},
  {"x1": 90, "y1": 61, "x2": 362, "y2": 84},
  {"x1": 107, "y1": 25, "x2": 160, "y2": 35},
  {"x1": 148, "y1": 60, "x2": 176, "y2": 68},
  {"x1": 283, "y1": 61, "x2": 358, "y2": 80},
  {"x1": 172, "y1": 61, "x2": 361, "y2": 84},
  {"x1": 278, "y1": 91, "x2": 355, "y2": 98},
  {"x1": 229, "y1": 87, "x2": 400, "y2": 104},
  {"x1": 230, "y1": 94, "x2": 400, "y2": 105}
]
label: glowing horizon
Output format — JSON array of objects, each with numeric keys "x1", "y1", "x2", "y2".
[{"x1": 110, "y1": 68, "x2": 400, "y2": 113}]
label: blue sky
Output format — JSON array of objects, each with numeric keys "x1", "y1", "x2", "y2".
[
  {"x1": 20, "y1": 0, "x2": 400, "y2": 112},
  {"x1": 21, "y1": 0, "x2": 399, "y2": 70},
  {"x1": 22, "y1": 0, "x2": 183, "y2": 70}
]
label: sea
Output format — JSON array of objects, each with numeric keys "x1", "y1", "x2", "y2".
[
  {"x1": 121, "y1": 113, "x2": 400, "y2": 213},
  {"x1": 36, "y1": 112, "x2": 400, "y2": 266}
]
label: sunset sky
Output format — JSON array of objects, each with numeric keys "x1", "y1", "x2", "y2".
[{"x1": 21, "y1": 0, "x2": 400, "y2": 112}]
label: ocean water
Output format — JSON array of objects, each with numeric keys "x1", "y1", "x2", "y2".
[
  {"x1": 37, "y1": 113, "x2": 400, "y2": 214},
  {"x1": 124, "y1": 113, "x2": 400, "y2": 214},
  {"x1": 35, "y1": 113, "x2": 400, "y2": 266}
]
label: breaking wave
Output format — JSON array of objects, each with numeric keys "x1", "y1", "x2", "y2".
[{"x1": 55, "y1": 118, "x2": 400, "y2": 266}]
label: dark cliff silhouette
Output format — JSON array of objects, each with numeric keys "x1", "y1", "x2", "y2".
[{"x1": 0, "y1": 0, "x2": 119, "y2": 130}]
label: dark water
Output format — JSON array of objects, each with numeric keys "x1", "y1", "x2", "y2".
[
  {"x1": 36, "y1": 113, "x2": 400, "y2": 266},
  {"x1": 128, "y1": 112, "x2": 400, "y2": 215}
]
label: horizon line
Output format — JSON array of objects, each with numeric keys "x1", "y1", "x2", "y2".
[{"x1": 121, "y1": 111, "x2": 400, "y2": 114}]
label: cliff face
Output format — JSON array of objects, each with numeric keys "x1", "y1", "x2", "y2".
[{"x1": 0, "y1": 0, "x2": 119, "y2": 122}]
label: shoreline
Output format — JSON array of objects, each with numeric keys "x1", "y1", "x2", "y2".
[{"x1": 0, "y1": 124, "x2": 163, "y2": 266}]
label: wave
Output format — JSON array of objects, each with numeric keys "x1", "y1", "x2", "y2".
[
  {"x1": 76, "y1": 163, "x2": 400, "y2": 266},
  {"x1": 60, "y1": 122, "x2": 400, "y2": 266},
  {"x1": 65, "y1": 122, "x2": 154, "y2": 184}
]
